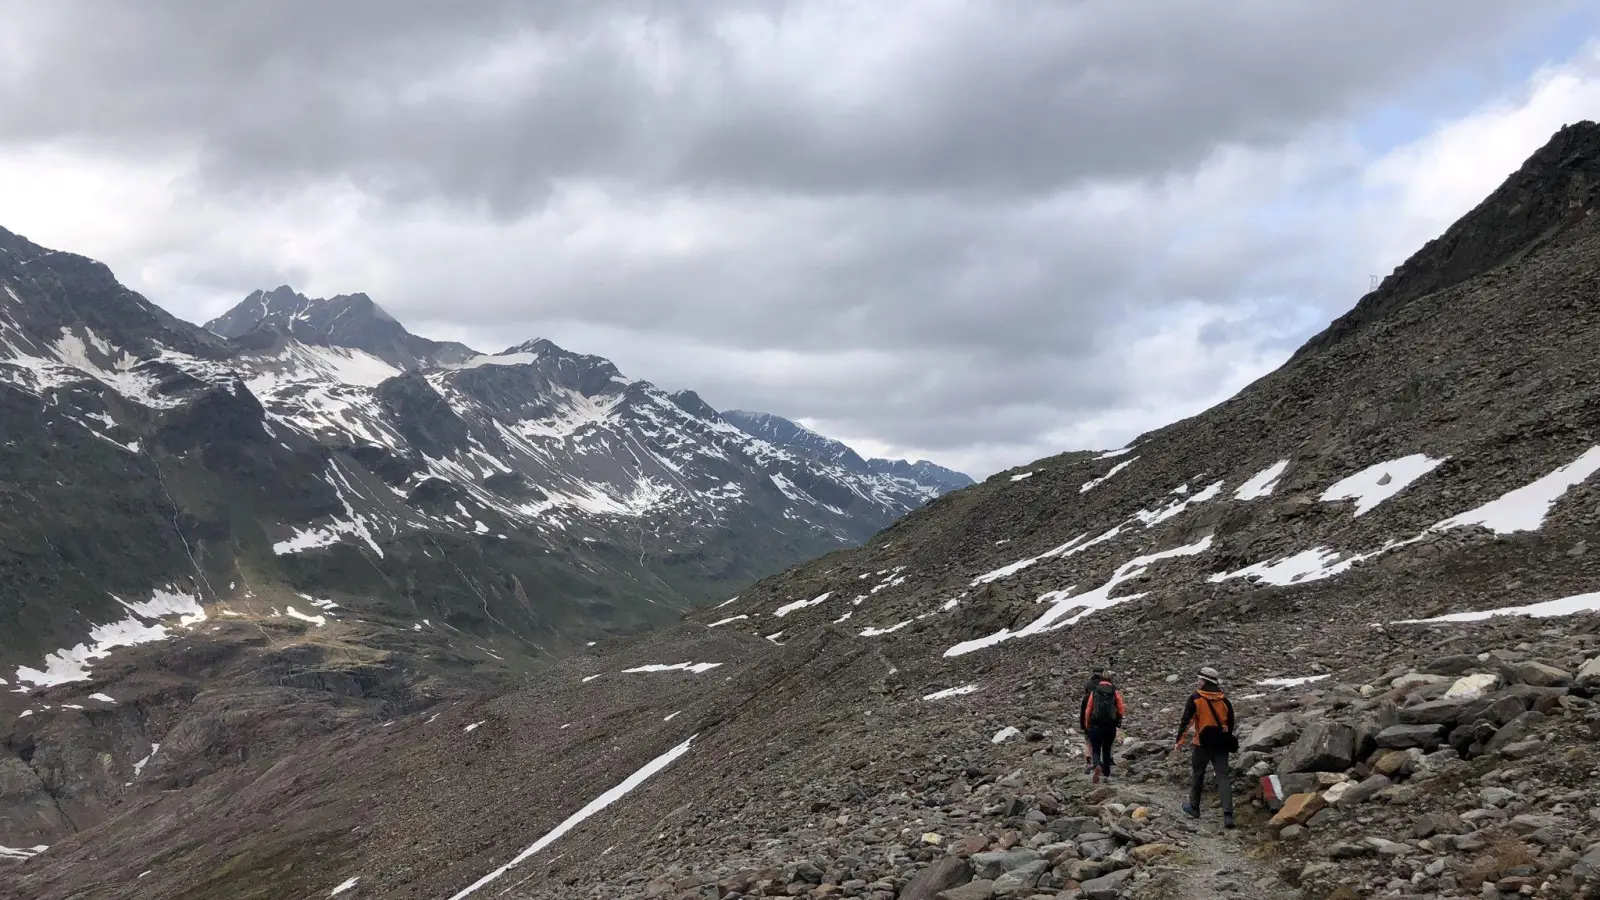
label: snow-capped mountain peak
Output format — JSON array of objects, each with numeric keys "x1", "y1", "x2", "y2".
[
  {"x1": 205, "y1": 285, "x2": 477, "y2": 370},
  {"x1": 1, "y1": 254, "x2": 973, "y2": 711}
]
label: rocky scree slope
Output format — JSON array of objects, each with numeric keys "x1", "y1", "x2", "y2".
[
  {"x1": 486, "y1": 120, "x2": 1600, "y2": 900},
  {"x1": 7, "y1": 122, "x2": 1600, "y2": 900},
  {"x1": 0, "y1": 233, "x2": 967, "y2": 858}
]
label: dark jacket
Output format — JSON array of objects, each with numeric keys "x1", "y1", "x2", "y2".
[
  {"x1": 1078, "y1": 675, "x2": 1103, "y2": 726},
  {"x1": 1081, "y1": 679, "x2": 1125, "y2": 729}
]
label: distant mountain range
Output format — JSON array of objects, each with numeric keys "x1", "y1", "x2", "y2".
[
  {"x1": 719, "y1": 409, "x2": 973, "y2": 496},
  {"x1": 0, "y1": 244, "x2": 971, "y2": 682}
]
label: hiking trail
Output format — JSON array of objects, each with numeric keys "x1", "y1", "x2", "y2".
[
  {"x1": 1127, "y1": 774, "x2": 1277, "y2": 900},
  {"x1": 1057, "y1": 722, "x2": 1280, "y2": 900}
]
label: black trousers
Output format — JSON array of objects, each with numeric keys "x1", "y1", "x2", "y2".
[
  {"x1": 1086, "y1": 725, "x2": 1116, "y2": 776},
  {"x1": 1190, "y1": 745, "x2": 1233, "y2": 813}
]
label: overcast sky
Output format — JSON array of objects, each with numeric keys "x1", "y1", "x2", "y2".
[{"x1": 3, "y1": 1, "x2": 1599, "y2": 477}]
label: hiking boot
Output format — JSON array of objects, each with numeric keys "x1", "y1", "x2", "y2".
[
  {"x1": 1182, "y1": 803, "x2": 1200, "y2": 819},
  {"x1": 1091, "y1": 769, "x2": 1101, "y2": 784},
  {"x1": 1223, "y1": 812, "x2": 1236, "y2": 829}
]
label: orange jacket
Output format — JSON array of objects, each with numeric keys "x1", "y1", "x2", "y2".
[{"x1": 1175, "y1": 690, "x2": 1233, "y2": 748}]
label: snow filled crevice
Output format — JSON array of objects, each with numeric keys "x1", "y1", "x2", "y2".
[
  {"x1": 1393, "y1": 589, "x2": 1600, "y2": 624},
  {"x1": 773, "y1": 591, "x2": 832, "y2": 617},
  {"x1": 971, "y1": 533, "x2": 1089, "y2": 586},
  {"x1": 273, "y1": 460, "x2": 387, "y2": 557},
  {"x1": 619, "y1": 662, "x2": 722, "y2": 674},
  {"x1": 946, "y1": 534, "x2": 1214, "y2": 657},
  {"x1": 132, "y1": 743, "x2": 161, "y2": 779},
  {"x1": 1258, "y1": 674, "x2": 1330, "y2": 688},
  {"x1": 1080, "y1": 457, "x2": 1137, "y2": 493},
  {"x1": 285, "y1": 606, "x2": 327, "y2": 627},
  {"x1": 858, "y1": 620, "x2": 911, "y2": 637},
  {"x1": 922, "y1": 684, "x2": 979, "y2": 700},
  {"x1": 1135, "y1": 479, "x2": 1223, "y2": 528},
  {"x1": 971, "y1": 473, "x2": 1225, "y2": 591},
  {"x1": 445, "y1": 735, "x2": 696, "y2": 900}
]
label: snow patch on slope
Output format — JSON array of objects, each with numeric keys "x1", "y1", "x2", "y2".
[
  {"x1": 14, "y1": 589, "x2": 206, "y2": 687},
  {"x1": 1080, "y1": 457, "x2": 1137, "y2": 493},
  {"x1": 1320, "y1": 453, "x2": 1446, "y2": 516},
  {"x1": 620, "y1": 662, "x2": 723, "y2": 674},
  {"x1": 445, "y1": 735, "x2": 696, "y2": 900},
  {"x1": 946, "y1": 534, "x2": 1214, "y2": 657},
  {"x1": 773, "y1": 592, "x2": 832, "y2": 617},
  {"x1": 1235, "y1": 460, "x2": 1289, "y2": 500},
  {"x1": 1216, "y1": 447, "x2": 1600, "y2": 588},
  {"x1": 1135, "y1": 479, "x2": 1223, "y2": 527},
  {"x1": 1394, "y1": 589, "x2": 1600, "y2": 624},
  {"x1": 1435, "y1": 445, "x2": 1600, "y2": 534},
  {"x1": 273, "y1": 461, "x2": 386, "y2": 557}
]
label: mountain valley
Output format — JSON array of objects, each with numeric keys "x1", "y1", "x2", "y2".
[
  {"x1": 6, "y1": 122, "x2": 1600, "y2": 900},
  {"x1": 0, "y1": 233, "x2": 970, "y2": 879}
]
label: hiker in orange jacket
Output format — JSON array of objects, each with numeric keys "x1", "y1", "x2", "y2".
[
  {"x1": 1081, "y1": 671, "x2": 1125, "y2": 783},
  {"x1": 1173, "y1": 666, "x2": 1237, "y2": 828},
  {"x1": 1077, "y1": 665, "x2": 1105, "y2": 775}
]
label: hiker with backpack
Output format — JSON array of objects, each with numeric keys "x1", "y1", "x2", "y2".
[
  {"x1": 1080, "y1": 670, "x2": 1125, "y2": 783},
  {"x1": 1078, "y1": 666, "x2": 1105, "y2": 775},
  {"x1": 1173, "y1": 665, "x2": 1237, "y2": 828}
]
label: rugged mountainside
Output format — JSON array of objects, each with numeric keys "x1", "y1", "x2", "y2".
[
  {"x1": 721, "y1": 410, "x2": 975, "y2": 496},
  {"x1": 0, "y1": 245, "x2": 968, "y2": 668},
  {"x1": 6, "y1": 123, "x2": 1600, "y2": 900},
  {"x1": 0, "y1": 241, "x2": 968, "y2": 862}
]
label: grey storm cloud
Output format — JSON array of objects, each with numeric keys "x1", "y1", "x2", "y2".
[
  {"x1": 0, "y1": 0, "x2": 1583, "y2": 475},
  {"x1": 0, "y1": 0, "x2": 1554, "y2": 202}
]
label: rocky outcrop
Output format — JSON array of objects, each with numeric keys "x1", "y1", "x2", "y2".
[{"x1": 1294, "y1": 120, "x2": 1600, "y2": 360}]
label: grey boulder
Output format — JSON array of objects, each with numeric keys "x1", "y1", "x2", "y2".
[
  {"x1": 1375, "y1": 723, "x2": 1445, "y2": 751},
  {"x1": 901, "y1": 857, "x2": 974, "y2": 900},
  {"x1": 1279, "y1": 722, "x2": 1357, "y2": 775}
]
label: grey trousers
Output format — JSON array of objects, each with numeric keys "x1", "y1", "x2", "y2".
[{"x1": 1189, "y1": 746, "x2": 1232, "y2": 813}]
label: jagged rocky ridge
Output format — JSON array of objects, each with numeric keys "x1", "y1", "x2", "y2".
[
  {"x1": 0, "y1": 236, "x2": 968, "y2": 858},
  {"x1": 6, "y1": 122, "x2": 1600, "y2": 900}
]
